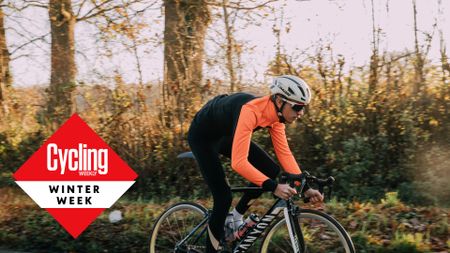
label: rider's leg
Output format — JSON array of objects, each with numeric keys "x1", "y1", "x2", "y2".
[
  {"x1": 218, "y1": 137, "x2": 280, "y2": 215},
  {"x1": 188, "y1": 132, "x2": 232, "y2": 253}
]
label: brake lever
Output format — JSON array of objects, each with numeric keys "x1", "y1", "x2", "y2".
[
  {"x1": 327, "y1": 186, "x2": 333, "y2": 201},
  {"x1": 303, "y1": 176, "x2": 335, "y2": 203},
  {"x1": 326, "y1": 176, "x2": 335, "y2": 200},
  {"x1": 280, "y1": 173, "x2": 288, "y2": 184}
]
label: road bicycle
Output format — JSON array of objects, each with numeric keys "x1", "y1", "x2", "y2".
[{"x1": 149, "y1": 167, "x2": 355, "y2": 252}]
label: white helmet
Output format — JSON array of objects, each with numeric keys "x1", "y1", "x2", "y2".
[{"x1": 270, "y1": 75, "x2": 312, "y2": 104}]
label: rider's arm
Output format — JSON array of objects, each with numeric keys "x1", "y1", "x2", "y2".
[
  {"x1": 231, "y1": 105, "x2": 278, "y2": 191},
  {"x1": 269, "y1": 122, "x2": 302, "y2": 175}
]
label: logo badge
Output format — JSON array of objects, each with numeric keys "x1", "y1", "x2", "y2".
[{"x1": 13, "y1": 114, "x2": 138, "y2": 238}]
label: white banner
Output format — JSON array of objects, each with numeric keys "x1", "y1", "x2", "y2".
[{"x1": 15, "y1": 181, "x2": 135, "y2": 208}]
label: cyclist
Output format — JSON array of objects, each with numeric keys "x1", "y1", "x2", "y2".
[{"x1": 187, "y1": 75, "x2": 324, "y2": 253}]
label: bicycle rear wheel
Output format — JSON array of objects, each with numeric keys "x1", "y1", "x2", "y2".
[
  {"x1": 149, "y1": 202, "x2": 208, "y2": 253},
  {"x1": 260, "y1": 209, "x2": 355, "y2": 253}
]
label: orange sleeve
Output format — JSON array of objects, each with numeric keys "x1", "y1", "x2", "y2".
[
  {"x1": 231, "y1": 106, "x2": 271, "y2": 186},
  {"x1": 269, "y1": 123, "x2": 302, "y2": 175}
]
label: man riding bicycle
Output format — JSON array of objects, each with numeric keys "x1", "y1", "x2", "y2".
[{"x1": 187, "y1": 75, "x2": 324, "y2": 253}]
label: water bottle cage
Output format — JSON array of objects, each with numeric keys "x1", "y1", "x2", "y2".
[
  {"x1": 234, "y1": 214, "x2": 259, "y2": 240},
  {"x1": 236, "y1": 224, "x2": 251, "y2": 240}
]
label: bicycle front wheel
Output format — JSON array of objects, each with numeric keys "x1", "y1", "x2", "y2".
[
  {"x1": 149, "y1": 202, "x2": 208, "y2": 253},
  {"x1": 260, "y1": 209, "x2": 355, "y2": 253}
]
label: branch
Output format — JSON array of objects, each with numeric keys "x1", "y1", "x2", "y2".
[
  {"x1": 75, "y1": 0, "x2": 89, "y2": 18},
  {"x1": 11, "y1": 50, "x2": 49, "y2": 62},
  {"x1": 375, "y1": 52, "x2": 414, "y2": 69},
  {"x1": 7, "y1": 0, "x2": 48, "y2": 11},
  {"x1": 207, "y1": 0, "x2": 277, "y2": 10},
  {"x1": 76, "y1": 0, "x2": 151, "y2": 21},
  {"x1": 128, "y1": 1, "x2": 160, "y2": 17},
  {"x1": 422, "y1": 20, "x2": 438, "y2": 57},
  {"x1": 76, "y1": 0, "x2": 120, "y2": 21},
  {"x1": 10, "y1": 33, "x2": 50, "y2": 56}
]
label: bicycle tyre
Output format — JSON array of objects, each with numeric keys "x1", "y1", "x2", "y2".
[
  {"x1": 149, "y1": 202, "x2": 208, "y2": 253},
  {"x1": 260, "y1": 208, "x2": 355, "y2": 253}
]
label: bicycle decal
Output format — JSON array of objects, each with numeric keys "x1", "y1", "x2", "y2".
[{"x1": 233, "y1": 206, "x2": 284, "y2": 252}]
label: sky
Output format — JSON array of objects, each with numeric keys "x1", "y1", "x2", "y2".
[{"x1": 5, "y1": 0, "x2": 450, "y2": 87}]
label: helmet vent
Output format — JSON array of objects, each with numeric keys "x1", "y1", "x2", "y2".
[
  {"x1": 287, "y1": 87, "x2": 295, "y2": 95},
  {"x1": 297, "y1": 86, "x2": 306, "y2": 97},
  {"x1": 282, "y1": 76, "x2": 306, "y2": 97}
]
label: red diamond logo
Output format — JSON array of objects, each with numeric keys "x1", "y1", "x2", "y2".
[{"x1": 13, "y1": 114, "x2": 138, "y2": 238}]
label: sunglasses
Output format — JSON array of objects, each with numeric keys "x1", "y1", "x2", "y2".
[{"x1": 281, "y1": 98, "x2": 305, "y2": 112}]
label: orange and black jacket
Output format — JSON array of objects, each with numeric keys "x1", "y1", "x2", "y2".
[{"x1": 191, "y1": 93, "x2": 302, "y2": 191}]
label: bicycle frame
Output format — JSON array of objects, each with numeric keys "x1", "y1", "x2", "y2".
[
  {"x1": 282, "y1": 198, "x2": 306, "y2": 253},
  {"x1": 176, "y1": 187, "x2": 308, "y2": 253},
  {"x1": 175, "y1": 212, "x2": 210, "y2": 251},
  {"x1": 232, "y1": 196, "x2": 307, "y2": 253},
  {"x1": 233, "y1": 198, "x2": 287, "y2": 252}
]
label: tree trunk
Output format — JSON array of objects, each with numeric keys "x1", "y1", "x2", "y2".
[
  {"x1": 47, "y1": 0, "x2": 76, "y2": 129},
  {"x1": 438, "y1": 0, "x2": 450, "y2": 92},
  {"x1": 385, "y1": 56, "x2": 392, "y2": 93},
  {"x1": 163, "y1": 0, "x2": 210, "y2": 137},
  {"x1": 412, "y1": 0, "x2": 425, "y2": 95},
  {"x1": 368, "y1": 0, "x2": 379, "y2": 94},
  {"x1": 439, "y1": 37, "x2": 450, "y2": 88},
  {"x1": 272, "y1": 9, "x2": 283, "y2": 75},
  {"x1": 222, "y1": 0, "x2": 237, "y2": 92},
  {"x1": 0, "y1": 6, "x2": 12, "y2": 115}
]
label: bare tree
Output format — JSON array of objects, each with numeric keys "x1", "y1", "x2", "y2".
[
  {"x1": 411, "y1": 0, "x2": 436, "y2": 97},
  {"x1": 163, "y1": 0, "x2": 210, "y2": 138},
  {"x1": 81, "y1": 0, "x2": 159, "y2": 116},
  {"x1": 272, "y1": 5, "x2": 284, "y2": 76},
  {"x1": 0, "y1": 3, "x2": 12, "y2": 115},
  {"x1": 412, "y1": 0, "x2": 425, "y2": 95},
  {"x1": 368, "y1": 0, "x2": 380, "y2": 94},
  {"x1": 206, "y1": 0, "x2": 276, "y2": 92},
  {"x1": 222, "y1": 0, "x2": 237, "y2": 92},
  {"x1": 437, "y1": 0, "x2": 450, "y2": 89},
  {"x1": 44, "y1": 0, "x2": 154, "y2": 128},
  {"x1": 46, "y1": 0, "x2": 77, "y2": 129}
]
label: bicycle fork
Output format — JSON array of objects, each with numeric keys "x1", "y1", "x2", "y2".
[{"x1": 284, "y1": 204, "x2": 306, "y2": 253}]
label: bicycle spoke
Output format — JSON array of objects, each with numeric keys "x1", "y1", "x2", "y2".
[
  {"x1": 165, "y1": 217, "x2": 180, "y2": 243},
  {"x1": 174, "y1": 211, "x2": 184, "y2": 240},
  {"x1": 272, "y1": 239, "x2": 290, "y2": 253},
  {"x1": 155, "y1": 244, "x2": 175, "y2": 251},
  {"x1": 150, "y1": 203, "x2": 208, "y2": 253},
  {"x1": 260, "y1": 210, "x2": 354, "y2": 253},
  {"x1": 181, "y1": 211, "x2": 189, "y2": 239}
]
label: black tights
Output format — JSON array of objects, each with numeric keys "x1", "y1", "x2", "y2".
[{"x1": 188, "y1": 129, "x2": 280, "y2": 253}]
